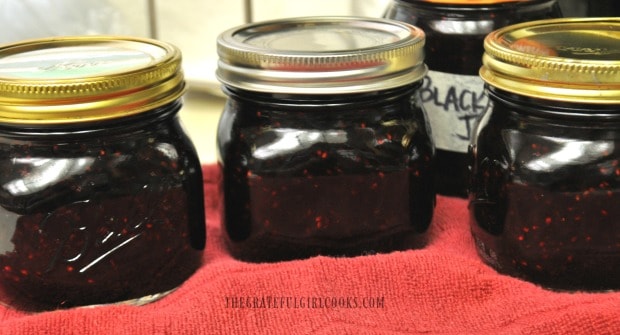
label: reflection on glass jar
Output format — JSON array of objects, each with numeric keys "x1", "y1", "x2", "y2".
[
  {"x1": 0, "y1": 36, "x2": 205, "y2": 311},
  {"x1": 470, "y1": 18, "x2": 620, "y2": 290},
  {"x1": 384, "y1": 0, "x2": 563, "y2": 197},
  {"x1": 216, "y1": 17, "x2": 435, "y2": 262}
]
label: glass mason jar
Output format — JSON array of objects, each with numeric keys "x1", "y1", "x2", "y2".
[
  {"x1": 470, "y1": 18, "x2": 620, "y2": 290},
  {"x1": 216, "y1": 17, "x2": 435, "y2": 262},
  {"x1": 384, "y1": 0, "x2": 563, "y2": 197},
  {"x1": 0, "y1": 37, "x2": 206, "y2": 311}
]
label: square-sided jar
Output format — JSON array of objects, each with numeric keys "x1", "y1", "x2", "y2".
[
  {"x1": 470, "y1": 18, "x2": 620, "y2": 290},
  {"x1": 384, "y1": 0, "x2": 563, "y2": 197},
  {"x1": 216, "y1": 17, "x2": 435, "y2": 262},
  {"x1": 0, "y1": 36, "x2": 206, "y2": 311}
]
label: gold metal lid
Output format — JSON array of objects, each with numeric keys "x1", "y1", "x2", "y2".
[
  {"x1": 216, "y1": 16, "x2": 427, "y2": 94},
  {"x1": 481, "y1": 18, "x2": 620, "y2": 104},
  {"x1": 0, "y1": 36, "x2": 185, "y2": 124}
]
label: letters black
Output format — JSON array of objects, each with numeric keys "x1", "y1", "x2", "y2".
[{"x1": 420, "y1": 74, "x2": 488, "y2": 142}]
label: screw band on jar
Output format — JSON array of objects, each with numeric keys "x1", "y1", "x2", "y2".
[
  {"x1": 470, "y1": 18, "x2": 620, "y2": 291},
  {"x1": 216, "y1": 16, "x2": 427, "y2": 94},
  {"x1": 0, "y1": 36, "x2": 205, "y2": 311},
  {"x1": 384, "y1": 0, "x2": 562, "y2": 197},
  {"x1": 0, "y1": 36, "x2": 186, "y2": 124},
  {"x1": 216, "y1": 17, "x2": 435, "y2": 262},
  {"x1": 481, "y1": 18, "x2": 620, "y2": 104}
]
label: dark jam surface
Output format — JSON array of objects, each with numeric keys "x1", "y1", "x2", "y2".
[
  {"x1": 384, "y1": 0, "x2": 562, "y2": 197},
  {"x1": 0, "y1": 102, "x2": 205, "y2": 311},
  {"x1": 469, "y1": 88, "x2": 620, "y2": 290},
  {"x1": 217, "y1": 85, "x2": 435, "y2": 262}
]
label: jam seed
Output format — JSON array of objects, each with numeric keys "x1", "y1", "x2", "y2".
[{"x1": 315, "y1": 216, "x2": 323, "y2": 229}]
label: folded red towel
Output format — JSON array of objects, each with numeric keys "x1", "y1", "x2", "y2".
[{"x1": 1, "y1": 164, "x2": 619, "y2": 335}]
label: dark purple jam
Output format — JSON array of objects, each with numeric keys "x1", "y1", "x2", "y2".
[
  {"x1": 0, "y1": 102, "x2": 205, "y2": 311},
  {"x1": 217, "y1": 85, "x2": 435, "y2": 262},
  {"x1": 384, "y1": 0, "x2": 562, "y2": 197},
  {"x1": 469, "y1": 87, "x2": 620, "y2": 290}
]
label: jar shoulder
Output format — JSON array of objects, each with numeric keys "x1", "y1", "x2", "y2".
[
  {"x1": 473, "y1": 107, "x2": 620, "y2": 189},
  {"x1": 0, "y1": 117, "x2": 201, "y2": 214},
  {"x1": 217, "y1": 100, "x2": 433, "y2": 174}
]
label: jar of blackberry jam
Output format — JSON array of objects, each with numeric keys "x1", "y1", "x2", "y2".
[
  {"x1": 470, "y1": 18, "x2": 620, "y2": 290},
  {"x1": 216, "y1": 17, "x2": 434, "y2": 262},
  {"x1": 384, "y1": 0, "x2": 562, "y2": 197},
  {"x1": 0, "y1": 36, "x2": 206, "y2": 311}
]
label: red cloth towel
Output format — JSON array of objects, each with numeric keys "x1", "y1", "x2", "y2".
[{"x1": 1, "y1": 164, "x2": 619, "y2": 335}]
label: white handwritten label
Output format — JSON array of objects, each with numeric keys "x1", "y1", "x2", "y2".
[{"x1": 419, "y1": 71, "x2": 488, "y2": 153}]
